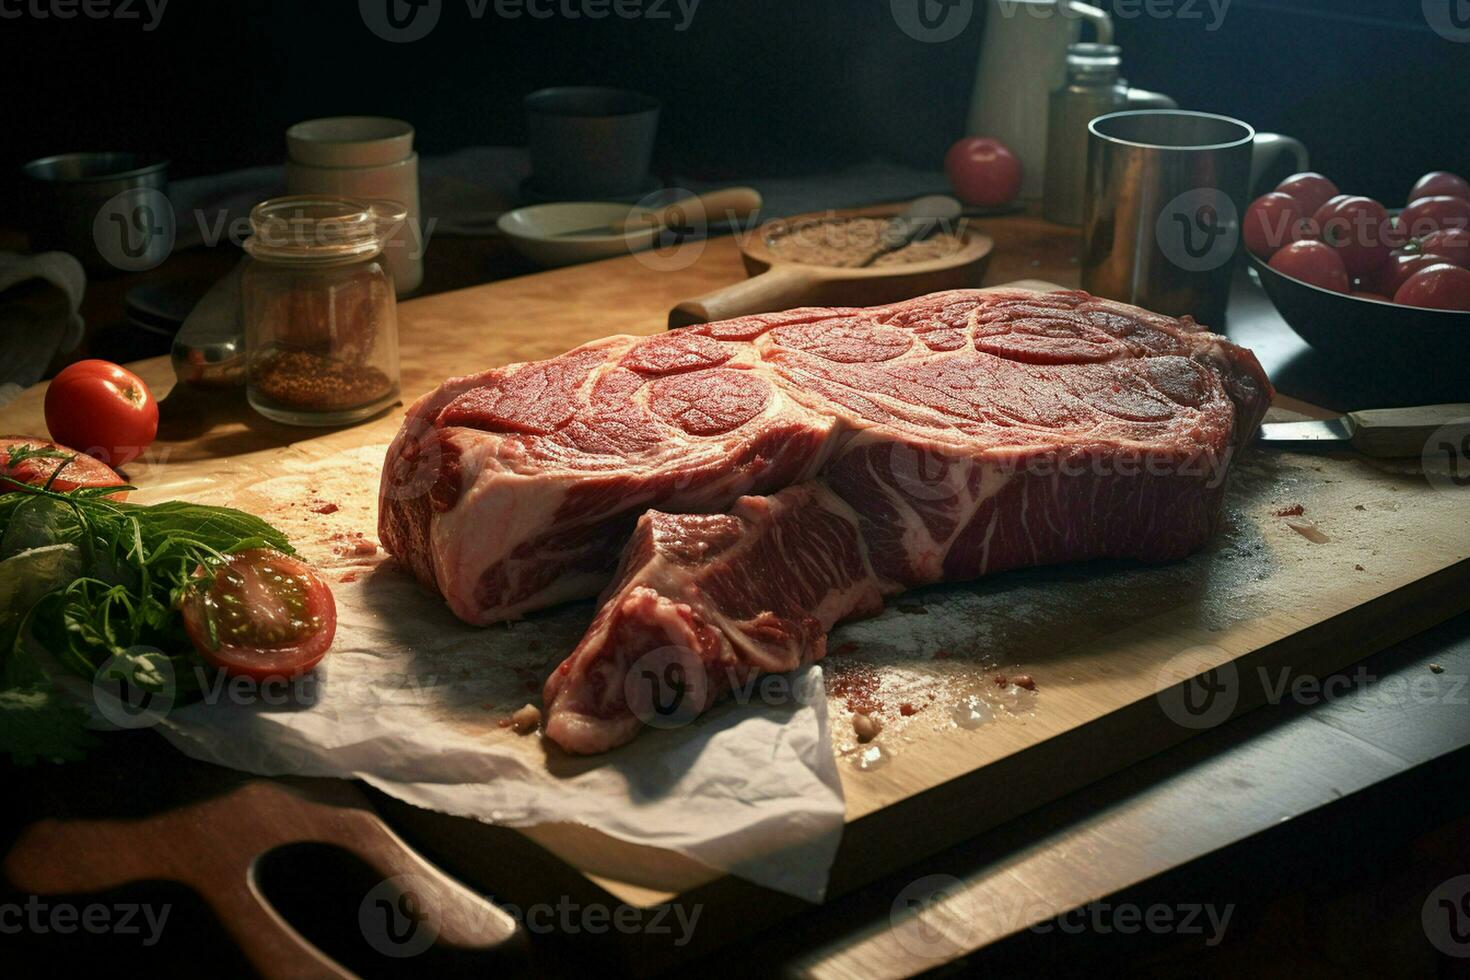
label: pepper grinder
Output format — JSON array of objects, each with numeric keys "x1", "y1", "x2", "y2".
[{"x1": 1042, "y1": 44, "x2": 1177, "y2": 227}]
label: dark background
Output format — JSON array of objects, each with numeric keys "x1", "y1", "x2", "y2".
[{"x1": 1, "y1": 0, "x2": 1465, "y2": 205}]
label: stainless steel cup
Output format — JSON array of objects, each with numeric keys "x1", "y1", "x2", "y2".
[
  {"x1": 1080, "y1": 110, "x2": 1305, "y2": 327},
  {"x1": 22, "y1": 152, "x2": 172, "y2": 275}
]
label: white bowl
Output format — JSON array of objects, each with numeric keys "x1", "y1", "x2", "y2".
[{"x1": 496, "y1": 202, "x2": 660, "y2": 267}]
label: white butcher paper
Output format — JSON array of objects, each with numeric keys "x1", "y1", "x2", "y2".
[{"x1": 151, "y1": 451, "x2": 846, "y2": 903}]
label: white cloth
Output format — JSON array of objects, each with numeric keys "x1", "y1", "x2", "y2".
[{"x1": 0, "y1": 251, "x2": 86, "y2": 404}]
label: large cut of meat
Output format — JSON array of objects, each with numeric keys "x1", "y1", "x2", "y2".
[{"x1": 379, "y1": 288, "x2": 1272, "y2": 752}]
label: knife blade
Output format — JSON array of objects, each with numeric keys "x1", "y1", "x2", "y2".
[{"x1": 1258, "y1": 404, "x2": 1470, "y2": 458}]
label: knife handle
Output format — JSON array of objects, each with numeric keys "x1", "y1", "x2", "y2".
[
  {"x1": 669, "y1": 265, "x2": 817, "y2": 328},
  {"x1": 614, "y1": 186, "x2": 762, "y2": 234},
  {"x1": 1348, "y1": 404, "x2": 1470, "y2": 458}
]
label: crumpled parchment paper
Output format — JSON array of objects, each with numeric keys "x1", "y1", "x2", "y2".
[{"x1": 152, "y1": 445, "x2": 846, "y2": 902}]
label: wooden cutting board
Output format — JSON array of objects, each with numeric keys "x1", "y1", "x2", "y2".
[{"x1": 4, "y1": 234, "x2": 1469, "y2": 975}]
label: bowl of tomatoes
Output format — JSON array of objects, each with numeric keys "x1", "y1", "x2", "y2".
[{"x1": 1245, "y1": 170, "x2": 1470, "y2": 366}]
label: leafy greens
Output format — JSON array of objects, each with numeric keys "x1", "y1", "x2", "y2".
[{"x1": 1, "y1": 444, "x2": 295, "y2": 764}]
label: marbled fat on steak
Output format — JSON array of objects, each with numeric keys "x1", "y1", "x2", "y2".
[{"x1": 378, "y1": 289, "x2": 1272, "y2": 753}]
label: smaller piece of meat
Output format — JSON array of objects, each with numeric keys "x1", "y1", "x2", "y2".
[{"x1": 542, "y1": 483, "x2": 886, "y2": 754}]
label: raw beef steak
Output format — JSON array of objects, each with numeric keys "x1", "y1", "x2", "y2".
[
  {"x1": 378, "y1": 288, "x2": 1271, "y2": 750},
  {"x1": 542, "y1": 482, "x2": 887, "y2": 752}
]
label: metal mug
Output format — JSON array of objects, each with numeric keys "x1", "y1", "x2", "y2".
[
  {"x1": 22, "y1": 152, "x2": 172, "y2": 276},
  {"x1": 1080, "y1": 110, "x2": 1307, "y2": 328}
]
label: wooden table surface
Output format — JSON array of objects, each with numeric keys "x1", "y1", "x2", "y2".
[{"x1": 4, "y1": 213, "x2": 1469, "y2": 977}]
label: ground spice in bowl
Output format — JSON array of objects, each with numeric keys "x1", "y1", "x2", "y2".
[{"x1": 764, "y1": 216, "x2": 966, "y2": 268}]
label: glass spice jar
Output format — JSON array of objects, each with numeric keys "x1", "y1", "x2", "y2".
[{"x1": 242, "y1": 195, "x2": 403, "y2": 426}]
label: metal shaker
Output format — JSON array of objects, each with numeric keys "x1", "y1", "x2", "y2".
[{"x1": 1042, "y1": 44, "x2": 1176, "y2": 227}]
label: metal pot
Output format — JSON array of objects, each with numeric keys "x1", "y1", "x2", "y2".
[{"x1": 22, "y1": 152, "x2": 172, "y2": 275}]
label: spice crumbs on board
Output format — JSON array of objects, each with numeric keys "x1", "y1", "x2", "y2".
[{"x1": 827, "y1": 661, "x2": 882, "y2": 715}]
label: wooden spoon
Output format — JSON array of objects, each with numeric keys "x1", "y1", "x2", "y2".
[{"x1": 555, "y1": 187, "x2": 763, "y2": 237}]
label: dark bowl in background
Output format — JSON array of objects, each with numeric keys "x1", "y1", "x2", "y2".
[
  {"x1": 524, "y1": 86, "x2": 660, "y2": 200},
  {"x1": 1249, "y1": 252, "x2": 1470, "y2": 372}
]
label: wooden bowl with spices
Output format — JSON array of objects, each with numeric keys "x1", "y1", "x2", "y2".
[{"x1": 668, "y1": 202, "x2": 993, "y2": 328}]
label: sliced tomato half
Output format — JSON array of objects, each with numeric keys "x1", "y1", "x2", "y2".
[
  {"x1": 182, "y1": 548, "x2": 337, "y2": 680},
  {"x1": 1, "y1": 436, "x2": 128, "y2": 497}
]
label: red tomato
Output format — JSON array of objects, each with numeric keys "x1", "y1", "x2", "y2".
[
  {"x1": 43, "y1": 360, "x2": 159, "y2": 469},
  {"x1": 1371, "y1": 250, "x2": 1453, "y2": 296},
  {"x1": 1409, "y1": 171, "x2": 1470, "y2": 204},
  {"x1": 944, "y1": 137, "x2": 1022, "y2": 208},
  {"x1": 1268, "y1": 240, "x2": 1350, "y2": 293},
  {"x1": 0, "y1": 436, "x2": 127, "y2": 497},
  {"x1": 1400, "y1": 196, "x2": 1470, "y2": 240},
  {"x1": 1392, "y1": 263, "x2": 1470, "y2": 311},
  {"x1": 1243, "y1": 192, "x2": 1307, "y2": 259},
  {"x1": 1274, "y1": 172, "x2": 1339, "y2": 219},
  {"x1": 1416, "y1": 227, "x2": 1470, "y2": 269},
  {"x1": 1300, "y1": 194, "x2": 1349, "y2": 240},
  {"x1": 181, "y1": 549, "x2": 337, "y2": 681},
  {"x1": 1313, "y1": 196, "x2": 1392, "y2": 278}
]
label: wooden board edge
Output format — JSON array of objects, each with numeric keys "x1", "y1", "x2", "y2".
[{"x1": 368, "y1": 553, "x2": 1470, "y2": 975}]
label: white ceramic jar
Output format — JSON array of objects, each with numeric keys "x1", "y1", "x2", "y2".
[{"x1": 284, "y1": 117, "x2": 424, "y2": 295}]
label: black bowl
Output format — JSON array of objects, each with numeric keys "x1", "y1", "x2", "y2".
[{"x1": 1249, "y1": 252, "x2": 1470, "y2": 370}]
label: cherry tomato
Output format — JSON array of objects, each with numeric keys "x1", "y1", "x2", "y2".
[
  {"x1": 0, "y1": 437, "x2": 126, "y2": 497},
  {"x1": 1370, "y1": 250, "x2": 1452, "y2": 296},
  {"x1": 1243, "y1": 192, "x2": 1308, "y2": 259},
  {"x1": 1274, "y1": 172, "x2": 1339, "y2": 219},
  {"x1": 944, "y1": 137, "x2": 1022, "y2": 208},
  {"x1": 1400, "y1": 196, "x2": 1470, "y2": 240},
  {"x1": 1392, "y1": 263, "x2": 1470, "y2": 311},
  {"x1": 1415, "y1": 227, "x2": 1470, "y2": 269},
  {"x1": 1409, "y1": 171, "x2": 1470, "y2": 204},
  {"x1": 1268, "y1": 239, "x2": 1350, "y2": 293},
  {"x1": 181, "y1": 548, "x2": 337, "y2": 681},
  {"x1": 1313, "y1": 196, "x2": 1392, "y2": 278},
  {"x1": 43, "y1": 360, "x2": 159, "y2": 469},
  {"x1": 1302, "y1": 194, "x2": 1350, "y2": 239}
]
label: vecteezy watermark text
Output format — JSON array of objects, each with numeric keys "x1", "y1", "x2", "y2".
[
  {"x1": 889, "y1": 873, "x2": 1234, "y2": 960},
  {"x1": 500, "y1": 896, "x2": 701, "y2": 944},
  {"x1": 1157, "y1": 653, "x2": 1469, "y2": 731},
  {"x1": 0, "y1": 0, "x2": 168, "y2": 30},
  {"x1": 894, "y1": 0, "x2": 1231, "y2": 44},
  {"x1": 1106, "y1": 0, "x2": 1230, "y2": 31},
  {"x1": 358, "y1": 874, "x2": 701, "y2": 958},
  {"x1": 90, "y1": 194, "x2": 437, "y2": 275},
  {"x1": 623, "y1": 645, "x2": 824, "y2": 730},
  {"x1": 1424, "y1": 875, "x2": 1470, "y2": 957},
  {"x1": 0, "y1": 896, "x2": 171, "y2": 947},
  {"x1": 1424, "y1": 0, "x2": 1470, "y2": 43},
  {"x1": 361, "y1": 0, "x2": 700, "y2": 43}
]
